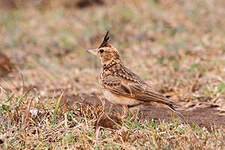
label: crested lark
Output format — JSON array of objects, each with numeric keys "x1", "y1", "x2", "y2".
[{"x1": 87, "y1": 32, "x2": 178, "y2": 118}]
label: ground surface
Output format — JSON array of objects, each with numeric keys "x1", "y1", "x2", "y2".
[
  {"x1": 61, "y1": 93, "x2": 225, "y2": 127},
  {"x1": 0, "y1": 0, "x2": 225, "y2": 149}
]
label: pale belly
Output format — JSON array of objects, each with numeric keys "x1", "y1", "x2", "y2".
[{"x1": 103, "y1": 90, "x2": 141, "y2": 106}]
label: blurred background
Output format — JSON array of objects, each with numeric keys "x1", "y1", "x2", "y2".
[{"x1": 0, "y1": 0, "x2": 225, "y2": 104}]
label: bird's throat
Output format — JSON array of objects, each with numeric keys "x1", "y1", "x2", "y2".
[{"x1": 103, "y1": 59, "x2": 121, "y2": 72}]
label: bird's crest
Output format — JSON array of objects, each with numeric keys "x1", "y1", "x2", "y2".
[{"x1": 99, "y1": 31, "x2": 111, "y2": 48}]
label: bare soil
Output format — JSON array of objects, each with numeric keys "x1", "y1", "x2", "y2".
[{"x1": 61, "y1": 93, "x2": 225, "y2": 130}]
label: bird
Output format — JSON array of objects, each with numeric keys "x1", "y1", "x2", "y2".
[{"x1": 87, "y1": 31, "x2": 178, "y2": 118}]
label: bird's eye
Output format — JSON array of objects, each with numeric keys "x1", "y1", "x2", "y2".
[{"x1": 99, "y1": 49, "x2": 104, "y2": 53}]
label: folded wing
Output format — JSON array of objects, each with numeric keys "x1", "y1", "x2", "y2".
[{"x1": 102, "y1": 75, "x2": 177, "y2": 111}]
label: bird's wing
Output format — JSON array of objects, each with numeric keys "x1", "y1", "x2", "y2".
[
  {"x1": 102, "y1": 75, "x2": 133, "y2": 96},
  {"x1": 102, "y1": 75, "x2": 176, "y2": 111}
]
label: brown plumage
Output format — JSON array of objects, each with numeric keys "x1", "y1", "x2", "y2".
[{"x1": 87, "y1": 32, "x2": 178, "y2": 117}]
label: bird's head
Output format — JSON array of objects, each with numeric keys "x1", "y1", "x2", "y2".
[{"x1": 87, "y1": 31, "x2": 120, "y2": 65}]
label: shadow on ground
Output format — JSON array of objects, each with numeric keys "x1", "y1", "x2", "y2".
[{"x1": 61, "y1": 93, "x2": 225, "y2": 130}]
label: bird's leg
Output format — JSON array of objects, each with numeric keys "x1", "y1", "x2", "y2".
[
  {"x1": 121, "y1": 105, "x2": 129, "y2": 119},
  {"x1": 129, "y1": 106, "x2": 140, "y2": 121}
]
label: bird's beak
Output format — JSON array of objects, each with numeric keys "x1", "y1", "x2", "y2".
[{"x1": 87, "y1": 49, "x2": 98, "y2": 55}]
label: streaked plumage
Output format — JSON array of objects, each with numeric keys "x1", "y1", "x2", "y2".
[{"x1": 87, "y1": 32, "x2": 177, "y2": 117}]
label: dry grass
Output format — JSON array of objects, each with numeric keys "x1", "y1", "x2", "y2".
[{"x1": 0, "y1": 0, "x2": 225, "y2": 149}]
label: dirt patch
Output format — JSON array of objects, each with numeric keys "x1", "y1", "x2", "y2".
[
  {"x1": 76, "y1": 0, "x2": 104, "y2": 8},
  {"x1": 61, "y1": 93, "x2": 225, "y2": 129},
  {"x1": 0, "y1": 52, "x2": 13, "y2": 76},
  {"x1": 139, "y1": 106, "x2": 225, "y2": 131}
]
